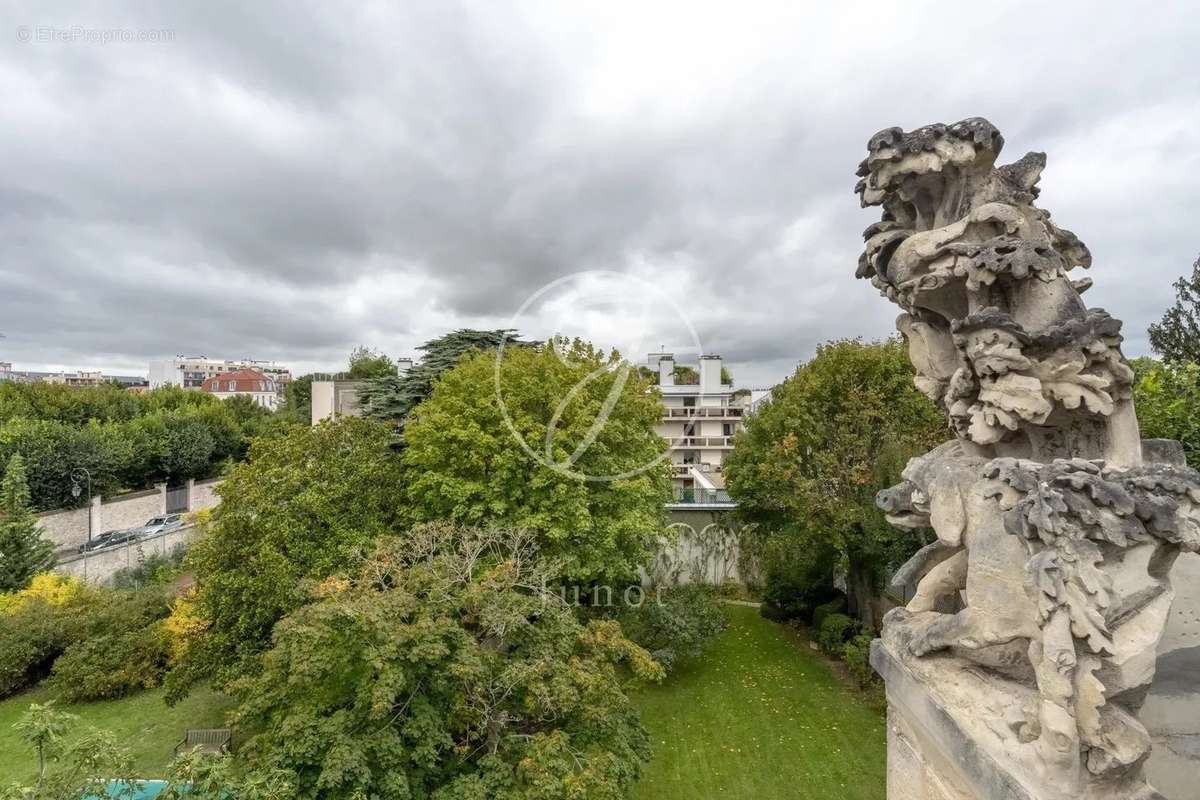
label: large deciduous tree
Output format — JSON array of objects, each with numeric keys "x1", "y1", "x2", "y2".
[
  {"x1": 725, "y1": 338, "x2": 944, "y2": 627},
  {"x1": 1148, "y1": 254, "x2": 1200, "y2": 364},
  {"x1": 168, "y1": 417, "x2": 405, "y2": 696},
  {"x1": 1132, "y1": 357, "x2": 1200, "y2": 470},
  {"x1": 230, "y1": 524, "x2": 661, "y2": 800},
  {"x1": 346, "y1": 345, "x2": 397, "y2": 379},
  {"x1": 0, "y1": 454, "x2": 55, "y2": 592},
  {"x1": 401, "y1": 339, "x2": 670, "y2": 583}
]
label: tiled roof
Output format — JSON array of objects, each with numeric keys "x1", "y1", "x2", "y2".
[{"x1": 201, "y1": 368, "x2": 275, "y2": 394}]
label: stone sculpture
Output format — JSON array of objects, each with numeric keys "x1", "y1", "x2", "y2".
[{"x1": 859, "y1": 118, "x2": 1200, "y2": 799}]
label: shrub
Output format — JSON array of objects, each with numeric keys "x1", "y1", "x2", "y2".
[
  {"x1": 161, "y1": 591, "x2": 207, "y2": 668},
  {"x1": 49, "y1": 623, "x2": 170, "y2": 702},
  {"x1": 756, "y1": 539, "x2": 841, "y2": 623},
  {"x1": 0, "y1": 574, "x2": 87, "y2": 615},
  {"x1": 0, "y1": 581, "x2": 175, "y2": 701},
  {"x1": 817, "y1": 613, "x2": 858, "y2": 657},
  {"x1": 617, "y1": 584, "x2": 728, "y2": 671},
  {"x1": 812, "y1": 596, "x2": 846, "y2": 633},
  {"x1": 842, "y1": 633, "x2": 877, "y2": 688},
  {"x1": 47, "y1": 588, "x2": 173, "y2": 701},
  {"x1": 0, "y1": 601, "x2": 73, "y2": 696},
  {"x1": 111, "y1": 544, "x2": 188, "y2": 590}
]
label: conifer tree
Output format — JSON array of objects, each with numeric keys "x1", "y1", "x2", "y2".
[{"x1": 0, "y1": 453, "x2": 57, "y2": 592}]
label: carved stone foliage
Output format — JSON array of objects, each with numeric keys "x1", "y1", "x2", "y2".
[
  {"x1": 855, "y1": 117, "x2": 1136, "y2": 463},
  {"x1": 860, "y1": 118, "x2": 1190, "y2": 798}
]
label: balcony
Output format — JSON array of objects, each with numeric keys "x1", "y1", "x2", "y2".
[
  {"x1": 667, "y1": 436, "x2": 734, "y2": 449},
  {"x1": 662, "y1": 406, "x2": 744, "y2": 419},
  {"x1": 669, "y1": 487, "x2": 735, "y2": 507}
]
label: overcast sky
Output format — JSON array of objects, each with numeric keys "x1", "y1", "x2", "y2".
[{"x1": 1, "y1": 1, "x2": 1197, "y2": 388}]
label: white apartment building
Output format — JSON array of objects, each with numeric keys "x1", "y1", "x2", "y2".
[
  {"x1": 149, "y1": 356, "x2": 292, "y2": 397},
  {"x1": 649, "y1": 352, "x2": 744, "y2": 508}
]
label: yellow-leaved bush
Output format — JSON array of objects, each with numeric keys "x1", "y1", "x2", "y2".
[
  {"x1": 0, "y1": 572, "x2": 89, "y2": 615},
  {"x1": 161, "y1": 589, "x2": 209, "y2": 667}
]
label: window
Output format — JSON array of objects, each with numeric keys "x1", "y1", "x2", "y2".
[
  {"x1": 682, "y1": 396, "x2": 696, "y2": 407},
  {"x1": 228, "y1": 380, "x2": 236, "y2": 391},
  {"x1": 723, "y1": 423, "x2": 734, "y2": 437}
]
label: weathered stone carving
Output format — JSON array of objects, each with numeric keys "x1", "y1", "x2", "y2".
[{"x1": 859, "y1": 118, "x2": 1200, "y2": 798}]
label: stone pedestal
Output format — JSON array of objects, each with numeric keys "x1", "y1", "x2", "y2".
[{"x1": 872, "y1": 639, "x2": 1166, "y2": 800}]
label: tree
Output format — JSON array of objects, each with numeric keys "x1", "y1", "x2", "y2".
[
  {"x1": 168, "y1": 417, "x2": 406, "y2": 697},
  {"x1": 229, "y1": 525, "x2": 661, "y2": 800},
  {"x1": 12, "y1": 701, "x2": 74, "y2": 788},
  {"x1": 360, "y1": 329, "x2": 528, "y2": 423},
  {"x1": 401, "y1": 339, "x2": 670, "y2": 583},
  {"x1": 279, "y1": 374, "x2": 315, "y2": 424},
  {"x1": 346, "y1": 345, "x2": 396, "y2": 379},
  {"x1": 1148, "y1": 254, "x2": 1200, "y2": 364},
  {"x1": 0, "y1": 454, "x2": 55, "y2": 592},
  {"x1": 4, "y1": 704, "x2": 136, "y2": 800},
  {"x1": 1132, "y1": 357, "x2": 1200, "y2": 470},
  {"x1": 3, "y1": 704, "x2": 291, "y2": 800},
  {"x1": 725, "y1": 338, "x2": 945, "y2": 628},
  {"x1": 0, "y1": 386, "x2": 274, "y2": 511}
]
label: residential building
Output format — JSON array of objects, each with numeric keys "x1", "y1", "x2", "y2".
[
  {"x1": 648, "y1": 352, "x2": 744, "y2": 509},
  {"x1": 149, "y1": 356, "x2": 292, "y2": 398},
  {"x1": 311, "y1": 380, "x2": 366, "y2": 425},
  {"x1": 747, "y1": 388, "x2": 773, "y2": 415},
  {"x1": 200, "y1": 368, "x2": 280, "y2": 410},
  {"x1": 0, "y1": 363, "x2": 147, "y2": 388},
  {"x1": 310, "y1": 358, "x2": 414, "y2": 425},
  {"x1": 43, "y1": 369, "x2": 106, "y2": 387}
]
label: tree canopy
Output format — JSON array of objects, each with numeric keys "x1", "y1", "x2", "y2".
[
  {"x1": 401, "y1": 339, "x2": 670, "y2": 583},
  {"x1": 1132, "y1": 357, "x2": 1200, "y2": 470},
  {"x1": 0, "y1": 383, "x2": 281, "y2": 511},
  {"x1": 169, "y1": 417, "x2": 405, "y2": 695},
  {"x1": 230, "y1": 525, "x2": 661, "y2": 800},
  {"x1": 1148, "y1": 254, "x2": 1200, "y2": 364},
  {"x1": 725, "y1": 338, "x2": 945, "y2": 626},
  {"x1": 346, "y1": 346, "x2": 397, "y2": 379}
]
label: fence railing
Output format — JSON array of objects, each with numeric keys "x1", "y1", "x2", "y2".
[
  {"x1": 667, "y1": 436, "x2": 734, "y2": 448},
  {"x1": 663, "y1": 407, "x2": 744, "y2": 419},
  {"x1": 671, "y1": 487, "x2": 734, "y2": 505}
]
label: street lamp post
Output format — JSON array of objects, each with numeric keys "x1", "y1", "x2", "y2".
[{"x1": 70, "y1": 467, "x2": 93, "y2": 542}]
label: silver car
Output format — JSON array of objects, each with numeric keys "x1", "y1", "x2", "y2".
[{"x1": 137, "y1": 513, "x2": 186, "y2": 537}]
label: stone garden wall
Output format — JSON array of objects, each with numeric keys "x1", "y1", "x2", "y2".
[{"x1": 56, "y1": 524, "x2": 201, "y2": 584}]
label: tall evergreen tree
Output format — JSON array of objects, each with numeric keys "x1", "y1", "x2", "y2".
[
  {"x1": 1148, "y1": 254, "x2": 1200, "y2": 364},
  {"x1": 0, "y1": 453, "x2": 57, "y2": 592},
  {"x1": 359, "y1": 329, "x2": 528, "y2": 424}
]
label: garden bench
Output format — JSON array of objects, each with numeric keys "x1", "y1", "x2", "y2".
[{"x1": 174, "y1": 728, "x2": 232, "y2": 756}]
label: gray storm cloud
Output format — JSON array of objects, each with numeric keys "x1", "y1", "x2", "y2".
[{"x1": 1, "y1": 0, "x2": 1197, "y2": 387}]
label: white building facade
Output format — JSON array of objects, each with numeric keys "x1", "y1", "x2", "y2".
[
  {"x1": 649, "y1": 352, "x2": 744, "y2": 509},
  {"x1": 150, "y1": 356, "x2": 291, "y2": 398}
]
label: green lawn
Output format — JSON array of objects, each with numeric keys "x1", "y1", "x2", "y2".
[
  {"x1": 0, "y1": 608, "x2": 885, "y2": 796},
  {"x1": 0, "y1": 685, "x2": 234, "y2": 785},
  {"x1": 633, "y1": 604, "x2": 886, "y2": 800}
]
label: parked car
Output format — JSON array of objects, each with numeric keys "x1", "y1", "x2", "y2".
[
  {"x1": 136, "y1": 513, "x2": 186, "y2": 537},
  {"x1": 77, "y1": 528, "x2": 141, "y2": 553}
]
